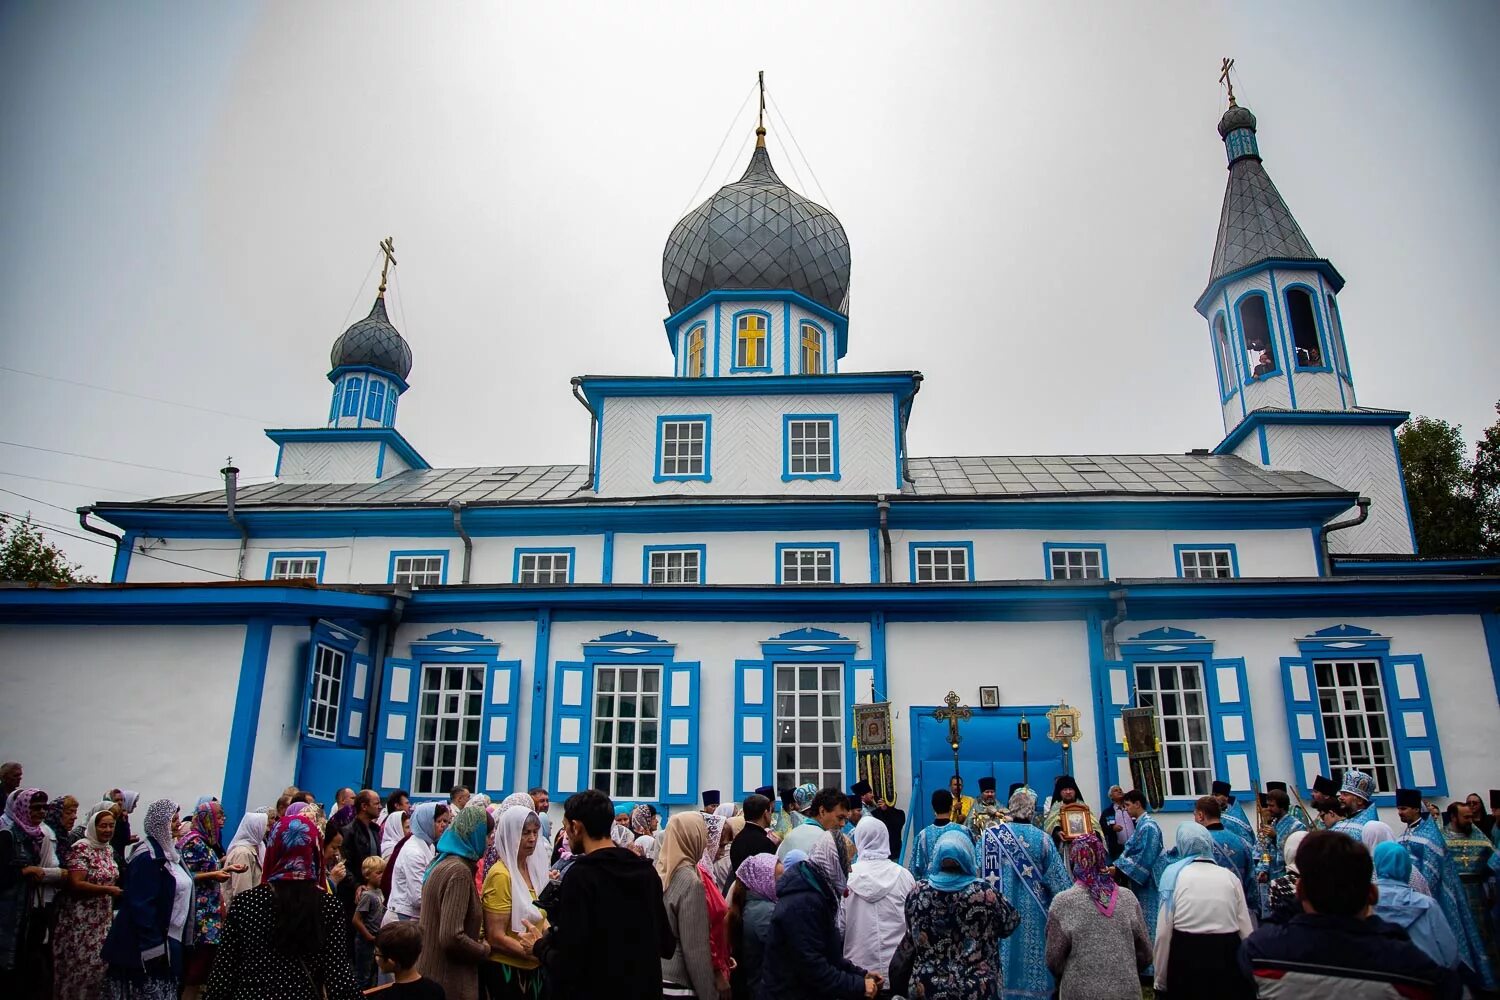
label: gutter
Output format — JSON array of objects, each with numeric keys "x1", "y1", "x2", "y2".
[
  {"x1": 570, "y1": 377, "x2": 598, "y2": 491},
  {"x1": 449, "y1": 500, "x2": 473, "y2": 584},
  {"x1": 362, "y1": 587, "x2": 410, "y2": 790},
  {"x1": 1319, "y1": 497, "x2": 1371, "y2": 576},
  {"x1": 900, "y1": 375, "x2": 923, "y2": 485},
  {"x1": 876, "y1": 495, "x2": 893, "y2": 583},
  {"x1": 76, "y1": 505, "x2": 123, "y2": 556},
  {"x1": 221, "y1": 464, "x2": 249, "y2": 581},
  {"x1": 1102, "y1": 588, "x2": 1129, "y2": 660}
]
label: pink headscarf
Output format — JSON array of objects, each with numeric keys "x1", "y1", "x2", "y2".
[{"x1": 5, "y1": 788, "x2": 46, "y2": 849}]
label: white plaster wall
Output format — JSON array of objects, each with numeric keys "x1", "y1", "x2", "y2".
[
  {"x1": 1265, "y1": 423, "x2": 1413, "y2": 554},
  {"x1": 278, "y1": 440, "x2": 383, "y2": 484},
  {"x1": 0, "y1": 624, "x2": 245, "y2": 807},
  {"x1": 125, "y1": 537, "x2": 243, "y2": 582},
  {"x1": 613, "y1": 530, "x2": 876, "y2": 584},
  {"x1": 243, "y1": 625, "x2": 314, "y2": 812}
]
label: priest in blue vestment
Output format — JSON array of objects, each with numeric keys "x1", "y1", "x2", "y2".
[
  {"x1": 1398, "y1": 788, "x2": 1497, "y2": 991},
  {"x1": 1196, "y1": 794, "x2": 1258, "y2": 904},
  {"x1": 1251, "y1": 784, "x2": 1305, "y2": 917},
  {"x1": 1111, "y1": 789, "x2": 1165, "y2": 963},
  {"x1": 1330, "y1": 769, "x2": 1380, "y2": 839},
  {"x1": 1212, "y1": 780, "x2": 1256, "y2": 850},
  {"x1": 911, "y1": 788, "x2": 969, "y2": 876},
  {"x1": 977, "y1": 786, "x2": 1071, "y2": 1000}
]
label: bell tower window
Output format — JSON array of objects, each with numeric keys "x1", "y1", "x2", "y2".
[
  {"x1": 734, "y1": 313, "x2": 768, "y2": 370},
  {"x1": 340, "y1": 377, "x2": 363, "y2": 417},
  {"x1": 364, "y1": 379, "x2": 386, "y2": 422},
  {"x1": 1212, "y1": 313, "x2": 1235, "y2": 398},
  {"x1": 1285, "y1": 288, "x2": 1324, "y2": 369},
  {"x1": 686, "y1": 325, "x2": 706, "y2": 378},
  {"x1": 1326, "y1": 294, "x2": 1349, "y2": 378},
  {"x1": 800, "y1": 323, "x2": 823, "y2": 374},
  {"x1": 1236, "y1": 294, "x2": 1278, "y2": 380}
]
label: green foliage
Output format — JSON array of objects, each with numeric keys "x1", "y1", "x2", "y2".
[
  {"x1": 0, "y1": 514, "x2": 91, "y2": 584},
  {"x1": 1396, "y1": 402, "x2": 1500, "y2": 556}
]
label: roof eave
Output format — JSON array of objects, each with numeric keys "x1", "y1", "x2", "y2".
[{"x1": 1194, "y1": 258, "x2": 1346, "y2": 315}]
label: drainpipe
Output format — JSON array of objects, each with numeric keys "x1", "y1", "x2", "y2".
[
  {"x1": 221, "y1": 463, "x2": 248, "y2": 581},
  {"x1": 570, "y1": 378, "x2": 597, "y2": 490},
  {"x1": 77, "y1": 505, "x2": 122, "y2": 555},
  {"x1": 1102, "y1": 588, "x2": 1128, "y2": 660},
  {"x1": 876, "y1": 495, "x2": 893, "y2": 583},
  {"x1": 449, "y1": 500, "x2": 472, "y2": 584},
  {"x1": 362, "y1": 588, "x2": 409, "y2": 790},
  {"x1": 1319, "y1": 497, "x2": 1371, "y2": 576},
  {"x1": 899, "y1": 375, "x2": 923, "y2": 486}
]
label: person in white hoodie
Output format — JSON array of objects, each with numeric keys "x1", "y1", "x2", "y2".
[{"x1": 842, "y1": 814, "x2": 916, "y2": 981}]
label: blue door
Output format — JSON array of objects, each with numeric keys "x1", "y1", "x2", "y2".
[{"x1": 909, "y1": 705, "x2": 1066, "y2": 830}]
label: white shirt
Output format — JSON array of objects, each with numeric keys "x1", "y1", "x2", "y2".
[
  {"x1": 383, "y1": 837, "x2": 435, "y2": 924},
  {"x1": 168, "y1": 862, "x2": 193, "y2": 943},
  {"x1": 1153, "y1": 859, "x2": 1253, "y2": 991},
  {"x1": 36, "y1": 826, "x2": 67, "y2": 905}
]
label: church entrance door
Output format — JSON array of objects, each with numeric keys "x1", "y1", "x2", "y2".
[{"x1": 909, "y1": 704, "x2": 1065, "y2": 830}]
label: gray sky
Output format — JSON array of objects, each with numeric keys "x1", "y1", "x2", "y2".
[{"x1": 3, "y1": 1, "x2": 1497, "y2": 578}]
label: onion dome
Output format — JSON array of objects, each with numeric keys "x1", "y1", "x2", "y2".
[
  {"x1": 1217, "y1": 103, "x2": 1257, "y2": 138},
  {"x1": 329, "y1": 294, "x2": 412, "y2": 380},
  {"x1": 662, "y1": 133, "x2": 851, "y2": 315}
]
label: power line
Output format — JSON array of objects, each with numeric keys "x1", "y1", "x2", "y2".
[
  {"x1": 0, "y1": 470, "x2": 136, "y2": 495},
  {"x1": 340, "y1": 249, "x2": 382, "y2": 329},
  {"x1": 0, "y1": 365, "x2": 275, "y2": 425},
  {"x1": 0, "y1": 440, "x2": 262, "y2": 481},
  {"x1": 678, "y1": 80, "x2": 760, "y2": 219},
  {"x1": 0, "y1": 486, "x2": 78, "y2": 517},
  {"x1": 0, "y1": 509, "x2": 243, "y2": 581},
  {"x1": 765, "y1": 90, "x2": 835, "y2": 212}
]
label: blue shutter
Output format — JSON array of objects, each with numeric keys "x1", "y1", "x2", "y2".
[
  {"x1": 660, "y1": 661, "x2": 700, "y2": 805},
  {"x1": 339, "y1": 652, "x2": 372, "y2": 748},
  {"x1": 1279, "y1": 657, "x2": 1328, "y2": 795},
  {"x1": 734, "y1": 661, "x2": 773, "y2": 800},
  {"x1": 374, "y1": 657, "x2": 419, "y2": 793},
  {"x1": 1096, "y1": 659, "x2": 1136, "y2": 794},
  {"x1": 1380, "y1": 655, "x2": 1447, "y2": 796},
  {"x1": 1207, "y1": 657, "x2": 1259, "y2": 795},
  {"x1": 480, "y1": 660, "x2": 522, "y2": 798},
  {"x1": 549, "y1": 663, "x2": 594, "y2": 798}
]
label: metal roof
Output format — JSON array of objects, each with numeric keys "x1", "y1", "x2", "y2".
[{"x1": 1208, "y1": 106, "x2": 1320, "y2": 285}]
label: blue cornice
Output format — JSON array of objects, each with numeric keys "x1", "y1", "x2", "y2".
[
  {"x1": 1195, "y1": 258, "x2": 1346, "y2": 315},
  {"x1": 264, "y1": 427, "x2": 431, "y2": 470},
  {"x1": 327, "y1": 365, "x2": 410, "y2": 393},
  {"x1": 662, "y1": 289, "x2": 850, "y2": 359},
  {"x1": 0, "y1": 584, "x2": 395, "y2": 624},
  {"x1": 576, "y1": 372, "x2": 918, "y2": 411},
  {"x1": 1119, "y1": 576, "x2": 1500, "y2": 618},
  {"x1": 1331, "y1": 557, "x2": 1500, "y2": 577},
  {"x1": 1213, "y1": 409, "x2": 1408, "y2": 456}
]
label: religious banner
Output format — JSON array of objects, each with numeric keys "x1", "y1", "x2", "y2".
[
  {"x1": 852, "y1": 701, "x2": 896, "y2": 803},
  {"x1": 1121, "y1": 707, "x2": 1166, "y2": 809}
]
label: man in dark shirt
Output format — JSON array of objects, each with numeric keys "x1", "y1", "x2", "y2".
[
  {"x1": 729, "y1": 794, "x2": 777, "y2": 876},
  {"x1": 858, "y1": 780, "x2": 906, "y2": 861},
  {"x1": 339, "y1": 788, "x2": 382, "y2": 953},
  {"x1": 534, "y1": 789, "x2": 673, "y2": 1000}
]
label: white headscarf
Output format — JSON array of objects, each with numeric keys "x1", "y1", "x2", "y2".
[
  {"x1": 498, "y1": 792, "x2": 533, "y2": 814},
  {"x1": 492, "y1": 807, "x2": 548, "y2": 933},
  {"x1": 118, "y1": 790, "x2": 140, "y2": 814},
  {"x1": 226, "y1": 811, "x2": 269, "y2": 860},
  {"x1": 80, "y1": 802, "x2": 116, "y2": 850},
  {"x1": 714, "y1": 803, "x2": 735, "y2": 820},
  {"x1": 847, "y1": 815, "x2": 908, "y2": 900},
  {"x1": 633, "y1": 835, "x2": 659, "y2": 862},
  {"x1": 1283, "y1": 830, "x2": 1309, "y2": 876},
  {"x1": 1360, "y1": 821, "x2": 1395, "y2": 852},
  {"x1": 380, "y1": 809, "x2": 408, "y2": 859}
]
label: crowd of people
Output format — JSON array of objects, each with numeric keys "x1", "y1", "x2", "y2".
[{"x1": 2, "y1": 757, "x2": 1500, "y2": 1000}]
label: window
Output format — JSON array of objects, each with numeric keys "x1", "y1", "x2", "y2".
[
  {"x1": 413, "y1": 663, "x2": 483, "y2": 796},
  {"x1": 1326, "y1": 294, "x2": 1348, "y2": 377},
  {"x1": 1236, "y1": 294, "x2": 1277, "y2": 379},
  {"x1": 686, "y1": 325, "x2": 706, "y2": 378},
  {"x1": 1176, "y1": 546, "x2": 1237, "y2": 579},
  {"x1": 911, "y1": 544, "x2": 972, "y2": 583},
  {"x1": 591, "y1": 664, "x2": 660, "y2": 799},
  {"x1": 656, "y1": 416, "x2": 709, "y2": 481},
  {"x1": 1045, "y1": 544, "x2": 1106, "y2": 580},
  {"x1": 1314, "y1": 659, "x2": 1397, "y2": 794},
  {"x1": 341, "y1": 377, "x2": 363, "y2": 417},
  {"x1": 305, "y1": 644, "x2": 345, "y2": 741},
  {"x1": 1213, "y1": 313, "x2": 1235, "y2": 397},
  {"x1": 383, "y1": 391, "x2": 397, "y2": 427},
  {"x1": 646, "y1": 547, "x2": 703, "y2": 584},
  {"x1": 516, "y1": 549, "x2": 572, "y2": 584},
  {"x1": 774, "y1": 664, "x2": 843, "y2": 791},
  {"x1": 800, "y1": 323, "x2": 822, "y2": 374},
  {"x1": 269, "y1": 554, "x2": 322, "y2": 581},
  {"x1": 783, "y1": 415, "x2": 838, "y2": 479},
  {"x1": 1135, "y1": 662, "x2": 1212, "y2": 798},
  {"x1": 1285, "y1": 288, "x2": 1323, "y2": 369},
  {"x1": 390, "y1": 553, "x2": 445, "y2": 586},
  {"x1": 735, "y1": 313, "x2": 768, "y2": 369},
  {"x1": 364, "y1": 379, "x2": 387, "y2": 422},
  {"x1": 778, "y1": 545, "x2": 838, "y2": 584}
]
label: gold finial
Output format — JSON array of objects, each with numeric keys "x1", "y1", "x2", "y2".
[
  {"x1": 377, "y1": 236, "x2": 397, "y2": 296},
  {"x1": 1220, "y1": 57, "x2": 1237, "y2": 107},
  {"x1": 756, "y1": 70, "x2": 767, "y2": 147}
]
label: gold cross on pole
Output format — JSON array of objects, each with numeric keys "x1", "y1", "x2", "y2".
[
  {"x1": 1220, "y1": 57, "x2": 1237, "y2": 107},
  {"x1": 377, "y1": 236, "x2": 397, "y2": 295},
  {"x1": 756, "y1": 70, "x2": 767, "y2": 148},
  {"x1": 933, "y1": 690, "x2": 971, "y2": 753}
]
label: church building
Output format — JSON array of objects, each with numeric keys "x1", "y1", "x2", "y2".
[{"x1": 4, "y1": 81, "x2": 1498, "y2": 843}]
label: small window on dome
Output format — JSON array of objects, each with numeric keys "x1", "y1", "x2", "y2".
[
  {"x1": 1212, "y1": 313, "x2": 1235, "y2": 397},
  {"x1": 341, "y1": 377, "x2": 363, "y2": 417},
  {"x1": 686, "y1": 325, "x2": 706, "y2": 378},
  {"x1": 364, "y1": 380, "x2": 386, "y2": 422},
  {"x1": 1236, "y1": 295, "x2": 1278, "y2": 379},
  {"x1": 1285, "y1": 288, "x2": 1323, "y2": 369},
  {"x1": 800, "y1": 323, "x2": 822, "y2": 374},
  {"x1": 383, "y1": 392, "x2": 397, "y2": 427},
  {"x1": 735, "y1": 313, "x2": 768, "y2": 370}
]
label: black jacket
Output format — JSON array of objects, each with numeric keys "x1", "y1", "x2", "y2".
[
  {"x1": 1239, "y1": 912, "x2": 1459, "y2": 999},
  {"x1": 729, "y1": 822, "x2": 776, "y2": 877},
  {"x1": 757, "y1": 864, "x2": 866, "y2": 1000},
  {"x1": 871, "y1": 805, "x2": 905, "y2": 860},
  {"x1": 535, "y1": 845, "x2": 673, "y2": 1000}
]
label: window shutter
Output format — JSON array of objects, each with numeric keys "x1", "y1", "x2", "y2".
[
  {"x1": 660, "y1": 661, "x2": 700, "y2": 805},
  {"x1": 339, "y1": 653, "x2": 372, "y2": 748},
  {"x1": 1279, "y1": 657, "x2": 1328, "y2": 795},
  {"x1": 374, "y1": 657, "x2": 418, "y2": 793},
  {"x1": 1207, "y1": 657, "x2": 1259, "y2": 794},
  {"x1": 1380, "y1": 655, "x2": 1447, "y2": 796},
  {"x1": 480, "y1": 661, "x2": 522, "y2": 798},
  {"x1": 296, "y1": 641, "x2": 317, "y2": 740},
  {"x1": 734, "y1": 661, "x2": 773, "y2": 800},
  {"x1": 549, "y1": 663, "x2": 593, "y2": 797},
  {"x1": 1096, "y1": 659, "x2": 1136, "y2": 794}
]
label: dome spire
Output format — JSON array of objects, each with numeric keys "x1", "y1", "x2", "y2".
[
  {"x1": 376, "y1": 235, "x2": 397, "y2": 297},
  {"x1": 756, "y1": 70, "x2": 767, "y2": 148}
]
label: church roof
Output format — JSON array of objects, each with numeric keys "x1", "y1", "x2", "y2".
[{"x1": 1208, "y1": 155, "x2": 1320, "y2": 285}]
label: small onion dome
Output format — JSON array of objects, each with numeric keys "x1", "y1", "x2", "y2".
[
  {"x1": 329, "y1": 294, "x2": 412, "y2": 380},
  {"x1": 1217, "y1": 103, "x2": 1258, "y2": 138},
  {"x1": 662, "y1": 141, "x2": 851, "y2": 316}
]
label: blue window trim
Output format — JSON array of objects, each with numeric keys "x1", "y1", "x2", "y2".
[
  {"x1": 398, "y1": 629, "x2": 521, "y2": 797},
  {"x1": 907, "y1": 540, "x2": 976, "y2": 583},
  {"x1": 729, "y1": 309, "x2": 774, "y2": 373},
  {"x1": 781, "y1": 412, "x2": 841, "y2": 482},
  {"x1": 653, "y1": 413, "x2": 713, "y2": 483},
  {"x1": 798, "y1": 319, "x2": 828, "y2": 375},
  {"x1": 387, "y1": 549, "x2": 450, "y2": 585},
  {"x1": 1211, "y1": 312, "x2": 1237, "y2": 402},
  {"x1": 299, "y1": 620, "x2": 361, "y2": 748},
  {"x1": 775, "y1": 541, "x2": 842, "y2": 584},
  {"x1": 1173, "y1": 543, "x2": 1240, "y2": 579},
  {"x1": 513, "y1": 546, "x2": 577, "y2": 584},
  {"x1": 1282, "y1": 282, "x2": 1332, "y2": 373},
  {"x1": 642, "y1": 544, "x2": 708, "y2": 585},
  {"x1": 364, "y1": 379, "x2": 387, "y2": 422},
  {"x1": 1223, "y1": 289, "x2": 1248, "y2": 421},
  {"x1": 682, "y1": 322, "x2": 708, "y2": 378},
  {"x1": 1233, "y1": 290, "x2": 1283, "y2": 383},
  {"x1": 341, "y1": 376, "x2": 363, "y2": 417},
  {"x1": 266, "y1": 550, "x2": 327, "y2": 583},
  {"x1": 328, "y1": 382, "x2": 341, "y2": 424},
  {"x1": 1043, "y1": 542, "x2": 1109, "y2": 581}
]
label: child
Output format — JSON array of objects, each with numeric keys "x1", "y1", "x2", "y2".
[
  {"x1": 353, "y1": 855, "x2": 388, "y2": 987},
  {"x1": 365, "y1": 921, "x2": 445, "y2": 998}
]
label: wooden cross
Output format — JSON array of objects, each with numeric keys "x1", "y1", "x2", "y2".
[
  {"x1": 377, "y1": 236, "x2": 397, "y2": 294},
  {"x1": 933, "y1": 690, "x2": 971, "y2": 752},
  {"x1": 1220, "y1": 57, "x2": 1237, "y2": 106}
]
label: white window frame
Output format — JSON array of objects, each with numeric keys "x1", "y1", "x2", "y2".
[
  {"x1": 647, "y1": 548, "x2": 702, "y2": 584},
  {"x1": 1178, "y1": 548, "x2": 1236, "y2": 579},
  {"x1": 591, "y1": 664, "x2": 661, "y2": 800},
  {"x1": 1047, "y1": 546, "x2": 1104, "y2": 580},
  {"x1": 391, "y1": 554, "x2": 445, "y2": 587},
  {"x1": 1313, "y1": 658, "x2": 1398, "y2": 795},
  {"x1": 270, "y1": 555, "x2": 322, "y2": 581},
  {"x1": 658, "y1": 419, "x2": 707, "y2": 479},
  {"x1": 912, "y1": 545, "x2": 972, "y2": 583},
  {"x1": 779, "y1": 546, "x2": 837, "y2": 584},
  {"x1": 1134, "y1": 661, "x2": 1213, "y2": 799},
  {"x1": 785, "y1": 417, "x2": 836, "y2": 478},
  {"x1": 305, "y1": 644, "x2": 346, "y2": 742},
  {"x1": 774, "y1": 663, "x2": 844, "y2": 791},
  {"x1": 412, "y1": 662, "x2": 484, "y2": 796},
  {"x1": 516, "y1": 551, "x2": 572, "y2": 585}
]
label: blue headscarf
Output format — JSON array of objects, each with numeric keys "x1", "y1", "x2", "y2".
[
  {"x1": 783, "y1": 849, "x2": 808, "y2": 869},
  {"x1": 1159, "y1": 821, "x2": 1214, "y2": 914},
  {"x1": 428, "y1": 803, "x2": 489, "y2": 875},
  {"x1": 926, "y1": 828, "x2": 979, "y2": 892},
  {"x1": 1373, "y1": 840, "x2": 1412, "y2": 884},
  {"x1": 409, "y1": 802, "x2": 442, "y2": 846}
]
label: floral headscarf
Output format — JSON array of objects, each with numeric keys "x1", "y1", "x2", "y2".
[
  {"x1": 1068, "y1": 833, "x2": 1118, "y2": 916},
  {"x1": 629, "y1": 803, "x2": 657, "y2": 837},
  {"x1": 137, "y1": 798, "x2": 181, "y2": 862},
  {"x1": 610, "y1": 823, "x2": 637, "y2": 849},
  {"x1": 736, "y1": 852, "x2": 779, "y2": 901},
  {"x1": 792, "y1": 783, "x2": 818, "y2": 813},
  {"x1": 430, "y1": 803, "x2": 490, "y2": 874},
  {"x1": 5, "y1": 789, "x2": 46, "y2": 851},
  {"x1": 1007, "y1": 786, "x2": 1038, "y2": 823},
  {"x1": 264, "y1": 814, "x2": 323, "y2": 882},
  {"x1": 700, "y1": 813, "x2": 725, "y2": 866},
  {"x1": 179, "y1": 800, "x2": 225, "y2": 854}
]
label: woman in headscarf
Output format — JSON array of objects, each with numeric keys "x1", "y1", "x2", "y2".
[
  {"x1": 901, "y1": 828, "x2": 1017, "y2": 1000},
  {"x1": 102, "y1": 799, "x2": 194, "y2": 999},
  {"x1": 202, "y1": 813, "x2": 361, "y2": 999},
  {"x1": 1370, "y1": 840, "x2": 1459, "y2": 969},
  {"x1": 379, "y1": 805, "x2": 410, "y2": 863},
  {"x1": 761, "y1": 829, "x2": 876, "y2": 1000},
  {"x1": 1152, "y1": 821, "x2": 1253, "y2": 998},
  {"x1": 712, "y1": 817, "x2": 739, "y2": 894},
  {"x1": 222, "y1": 812, "x2": 269, "y2": 907},
  {"x1": 658, "y1": 811, "x2": 718, "y2": 998},
  {"x1": 1266, "y1": 828, "x2": 1307, "y2": 921},
  {"x1": 55, "y1": 801, "x2": 124, "y2": 1000},
  {"x1": 842, "y1": 814, "x2": 915, "y2": 984},
  {"x1": 416, "y1": 803, "x2": 492, "y2": 1000},
  {"x1": 632, "y1": 835, "x2": 659, "y2": 864},
  {"x1": 480, "y1": 806, "x2": 549, "y2": 1000},
  {"x1": 1361, "y1": 821, "x2": 1432, "y2": 895},
  {"x1": 178, "y1": 799, "x2": 238, "y2": 998},
  {"x1": 697, "y1": 814, "x2": 732, "y2": 988},
  {"x1": 381, "y1": 802, "x2": 448, "y2": 926},
  {"x1": 725, "y1": 852, "x2": 779, "y2": 1000},
  {"x1": 0, "y1": 788, "x2": 55, "y2": 993},
  {"x1": 1044, "y1": 833, "x2": 1152, "y2": 1000},
  {"x1": 45, "y1": 794, "x2": 81, "y2": 857},
  {"x1": 629, "y1": 803, "x2": 659, "y2": 840}
]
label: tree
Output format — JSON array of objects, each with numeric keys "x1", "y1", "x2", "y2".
[
  {"x1": 0, "y1": 514, "x2": 91, "y2": 583},
  {"x1": 1396, "y1": 402, "x2": 1500, "y2": 557}
]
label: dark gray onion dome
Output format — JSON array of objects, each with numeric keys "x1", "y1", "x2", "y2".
[
  {"x1": 329, "y1": 294, "x2": 412, "y2": 380},
  {"x1": 1217, "y1": 103, "x2": 1257, "y2": 138},
  {"x1": 662, "y1": 138, "x2": 851, "y2": 315}
]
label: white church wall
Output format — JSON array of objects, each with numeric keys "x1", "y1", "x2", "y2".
[
  {"x1": 277, "y1": 440, "x2": 383, "y2": 484},
  {"x1": 612, "y1": 530, "x2": 876, "y2": 584},
  {"x1": 125, "y1": 537, "x2": 243, "y2": 582},
  {"x1": 1264, "y1": 422, "x2": 1413, "y2": 554},
  {"x1": 246, "y1": 624, "x2": 313, "y2": 811}
]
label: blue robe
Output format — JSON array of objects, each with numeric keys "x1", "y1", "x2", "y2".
[
  {"x1": 1116, "y1": 814, "x2": 1165, "y2": 951},
  {"x1": 1403, "y1": 816, "x2": 1496, "y2": 990},
  {"x1": 1206, "y1": 824, "x2": 1258, "y2": 905},
  {"x1": 1252, "y1": 813, "x2": 1306, "y2": 915},
  {"x1": 1221, "y1": 802, "x2": 1256, "y2": 849},
  {"x1": 978, "y1": 822, "x2": 1071, "y2": 1000},
  {"x1": 1331, "y1": 800, "x2": 1380, "y2": 839},
  {"x1": 910, "y1": 820, "x2": 969, "y2": 877}
]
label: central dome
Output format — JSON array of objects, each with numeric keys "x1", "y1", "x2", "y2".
[
  {"x1": 662, "y1": 140, "x2": 851, "y2": 316},
  {"x1": 329, "y1": 294, "x2": 413, "y2": 380}
]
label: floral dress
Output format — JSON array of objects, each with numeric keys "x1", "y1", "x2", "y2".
[
  {"x1": 904, "y1": 880, "x2": 1020, "y2": 1000},
  {"x1": 54, "y1": 839, "x2": 119, "y2": 1000},
  {"x1": 179, "y1": 835, "x2": 225, "y2": 944}
]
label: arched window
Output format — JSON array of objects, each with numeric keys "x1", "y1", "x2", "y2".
[
  {"x1": 735, "y1": 313, "x2": 767, "y2": 369},
  {"x1": 800, "y1": 323, "x2": 822, "y2": 374},
  {"x1": 341, "y1": 377, "x2": 363, "y2": 417},
  {"x1": 1285, "y1": 288, "x2": 1323, "y2": 369},
  {"x1": 686, "y1": 325, "x2": 706, "y2": 378},
  {"x1": 1213, "y1": 313, "x2": 1235, "y2": 397},
  {"x1": 364, "y1": 379, "x2": 386, "y2": 422},
  {"x1": 1326, "y1": 293, "x2": 1348, "y2": 377},
  {"x1": 1236, "y1": 295, "x2": 1277, "y2": 379}
]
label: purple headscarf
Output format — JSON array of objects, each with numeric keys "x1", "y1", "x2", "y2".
[{"x1": 736, "y1": 852, "x2": 779, "y2": 900}]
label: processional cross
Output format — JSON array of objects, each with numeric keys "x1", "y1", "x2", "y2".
[
  {"x1": 377, "y1": 236, "x2": 397, "y2": 295},
  {"x1": 933, "y1": 690, "x2": 971, "y2": 786},
  {"x1": 756, "y1": 70, "x2": 767, "y2": 147},
  {"x1": 1219, "y1": 57, "x2": 1237, "y2": 106}
]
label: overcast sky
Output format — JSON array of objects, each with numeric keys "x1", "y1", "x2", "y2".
[{"x1": 2, "y1": 1, "x2": 1497, "y2": 578}]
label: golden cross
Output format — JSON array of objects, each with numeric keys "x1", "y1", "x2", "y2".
[
  {"x1": 756, "y1": 70, "x2": 767, "y2": 147},
  {"x1": 1220, "y1": 57, "x2": 1237, "y2": 107},
  {"x1": 377, "y1": 236, "x2": 397, "y2": 295},
  {"x1": 933, "y1": 690, "x2": 972, "y2": 751}
]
